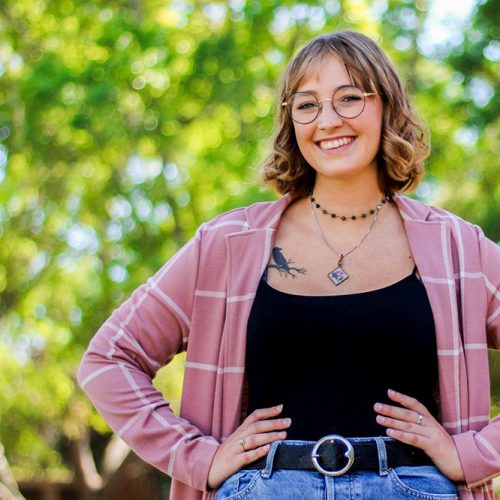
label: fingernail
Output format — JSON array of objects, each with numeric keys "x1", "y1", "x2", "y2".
[
  {"x1": 374, "y1": 403, "x2": 382, "y2": 411},
  {"x1": 279, "y1": 431, "x2": 286, "y2": 438},
  {"x1": 283, "y1": 418, "x2": 291, "y2": 426},
  {"x1": 388, "y1": 389, "x2": 395, "y2": 395},
  {"x1": 275, "y1": 404, "x2": 283, "y2": 411}
]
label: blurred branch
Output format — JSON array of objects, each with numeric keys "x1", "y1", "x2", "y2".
[
  {"x1": 100, "y1": 434, "x2": 130, "y2": 480},
  {"x1": 70, "y1": 429, "x2": 133, "y2": 497},
  {"x1": 0, "y1": 443, "x2": 24, "y2": 500},
  {"x1": 129, "y1": 0, "x2": 143, "y2": 23},
  {"x1": 407, "y1": 5, "x2": 427, "y2": 93},
  {"x1": 0, "y1": 484, "x2": 24, "y2": 500},
  {"x1": 70, "y1": 429, "x2": 103, "y2": 493}
]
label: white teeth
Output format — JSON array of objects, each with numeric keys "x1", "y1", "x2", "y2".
[{"x1": 319, "y1": 137, "x2": 354, "y2": 150}]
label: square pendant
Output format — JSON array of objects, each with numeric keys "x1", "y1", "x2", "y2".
[{"x1": 328, "y1": 266, "x2": 349, "y2": 286}]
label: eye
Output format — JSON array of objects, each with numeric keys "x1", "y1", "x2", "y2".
[
  {"x1": 297, "y1": 101, "x2": 319, "y2": 110},
  {"x1": 340, "y1": 94, "x2": 363, "y2": 103},
  {"x1": 334, "y1": 86, "x2": 364, "y2": 105},
  {"x1": 291, "y1": 93, "x2": 319, "y2": 112}
]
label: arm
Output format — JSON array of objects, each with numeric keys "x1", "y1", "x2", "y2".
[
  {"x1": 77, "y1": 227, "x2": 220, "y2": 491},
  {"x1": 452, "y1": 229, "x2": 500, "y2": 488}
]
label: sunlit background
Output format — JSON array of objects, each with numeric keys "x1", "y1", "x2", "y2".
[{"x1": 0, "y1": 0, "x2": 498, "y2": 498}]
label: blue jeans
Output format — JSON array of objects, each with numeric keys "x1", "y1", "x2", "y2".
[{"x1": 214, "y1": 438, "x2": 459, "y2": 500}]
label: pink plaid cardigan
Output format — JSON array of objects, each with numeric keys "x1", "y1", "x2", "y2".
[{"x1": 78, "y1": 194, "x2": 500, "y2": 499}]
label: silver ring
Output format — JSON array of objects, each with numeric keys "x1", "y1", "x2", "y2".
[
  {"x1": 416, "y1": 414, "x2": 424, "y2": 425},
  {"x1": 238, "y1": 438, "x2": 247, "y2": 451}
]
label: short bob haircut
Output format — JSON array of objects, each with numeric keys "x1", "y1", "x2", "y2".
[{"x1": 262, "y1": 30, "x2": 430, "y2": 197}]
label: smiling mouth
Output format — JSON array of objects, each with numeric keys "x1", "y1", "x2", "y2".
[{"x1": 317, "y1": 137, "x2": 355, "y2": 150}]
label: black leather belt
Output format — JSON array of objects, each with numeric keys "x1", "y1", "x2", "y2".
[{"x1": 243, "y1": 435, "x2": 432, "y2": 477}]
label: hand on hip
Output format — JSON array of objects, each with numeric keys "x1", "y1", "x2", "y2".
[{"x1": 208, "y1": 404, "x2": 291, "y2": 490}]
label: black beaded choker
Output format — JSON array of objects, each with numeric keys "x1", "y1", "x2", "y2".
[{"x1": 310, "y1": 194, "x2": 389, "y2": 221}]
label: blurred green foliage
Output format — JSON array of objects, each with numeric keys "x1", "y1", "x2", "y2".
[{"x1": 0, "y1": 0, "x2": 498, "y2": 483}]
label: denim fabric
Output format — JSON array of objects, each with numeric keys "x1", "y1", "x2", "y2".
[{"x1": 214, "y1": 438, "x2": 459, "y2": 500}]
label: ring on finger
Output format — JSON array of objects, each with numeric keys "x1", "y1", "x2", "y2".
[
  {"x1": 416, "y1": 413, "x2": 424, "y2": 426},
  {"x1": 238, "y1": 438, "x2": 247, "y2": 451}
]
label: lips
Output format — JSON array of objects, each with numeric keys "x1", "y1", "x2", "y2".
[{"x1": 317, "y1": 136, "x2": 355, "y2": 150}]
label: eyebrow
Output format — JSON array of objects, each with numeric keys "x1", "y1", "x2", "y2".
[{"x1": 295, "y1": 84, "x2": 356, "y2": 94}]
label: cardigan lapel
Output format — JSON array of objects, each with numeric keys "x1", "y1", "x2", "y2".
[
  {"x1": 394, "y1": 195, "x2": 460, "y2": 346},
  {"x1": 401, "y1": 217, "x2": 461, "y2": 348},
  {"x1": 224, "y1": 194, "x2": 293, "y2": 302},
  {"x1": 217, "y1": 196, "x2": 293, "y2": 432},
  {"x1": 395, "y1": 195, "x2": 465, "y2": 430}
]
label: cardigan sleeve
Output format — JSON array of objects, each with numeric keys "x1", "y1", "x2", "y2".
[
  {"x1": 480, "y1": 231, "x2": 500, "y2": 349},
  {"x1": 77, "y1": 226, "x2": 220, "y2": 491},
  {"x1": 452, "y1": 229, "x2": 500, "y2": 488}
]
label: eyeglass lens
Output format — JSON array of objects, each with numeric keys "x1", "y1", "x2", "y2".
[{"x1": 289, "y1": 86, "x2": 367, "y2": 123}]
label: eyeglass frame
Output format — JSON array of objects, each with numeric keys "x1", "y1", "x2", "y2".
[{"x1": 281, "y1": 85, "x2": 378, "y2": 124}]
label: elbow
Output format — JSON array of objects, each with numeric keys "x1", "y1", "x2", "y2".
[
  {"x1": 76, "y1": 349, "x2": 91, "y2": 392},
  {"x1": 76, "y1": 346, "x2": 108, "y2": 393}
]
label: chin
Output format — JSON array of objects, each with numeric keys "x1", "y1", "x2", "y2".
[{"x1": 314, "y1": 164, "x2": 374, "y2": 180}]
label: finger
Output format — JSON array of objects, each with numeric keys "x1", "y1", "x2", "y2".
[
  {"x1": 385, "y1": 427, "x2": 432, "y2": 450},
  {"x1": 376, "y1": 414, "x2": 428, "y2": 437},
  {"x1": 374, "y1": 402, "x2": 420, "y2": 424},
  {"x1": 239, "y1": 431, "x2": 287, "y2": 452},
  {"x1": 241, "y1": 405, "x2": 284, "y2": 429},
  {"x1": 246, "y1": 417, "x2": 291, "y2": 435},
  {"x1": 239, "y1": 443, "x2": 272, "y2": 466},
  {"x1": 387, "y1": 389, "x2": 428, "y2": 415}
]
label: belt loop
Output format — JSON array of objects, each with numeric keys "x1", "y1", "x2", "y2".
[
  {"x1": 261, "y1": 440, "x2": 282, "y2": 478},
  {"x1": 374, "y1": 437, "x2": 389, "y2": 476}
]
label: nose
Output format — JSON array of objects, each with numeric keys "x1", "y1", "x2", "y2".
[{"x1": 316, "y1": 99, "x2": 343, "y2": 129}]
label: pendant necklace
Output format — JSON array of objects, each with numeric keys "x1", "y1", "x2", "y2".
[{"x1": 310, "y1": 197, "x2": 385, "y2": 286}]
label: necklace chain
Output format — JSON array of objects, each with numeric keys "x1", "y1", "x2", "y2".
[
  {"x1": 310, "y1": 197, "x2": 386, "y2": 285},
  {"x1": 310, "y1": 194, "x2": 388, "y2": 221}
]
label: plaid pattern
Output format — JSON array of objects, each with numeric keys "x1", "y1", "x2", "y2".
[{"x1": 78, "y1": 194, "x2": 500, "y2": 500}]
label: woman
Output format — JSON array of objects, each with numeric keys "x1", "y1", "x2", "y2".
[{"x1": 78, "y1": 31, "x2": 500, "y2": 500}]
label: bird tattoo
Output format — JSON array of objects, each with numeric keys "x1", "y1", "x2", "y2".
[{"x1": 267, "y1": 247, "x2": 307, "y2": 278}]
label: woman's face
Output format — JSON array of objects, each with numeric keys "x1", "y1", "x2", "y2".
[{"x1": 292, "y1": 54, "x2": 383, "y2": 187}]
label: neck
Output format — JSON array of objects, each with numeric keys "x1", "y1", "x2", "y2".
[{"x1": 312, "y1": 173, "x2": 384, "y2": 212}]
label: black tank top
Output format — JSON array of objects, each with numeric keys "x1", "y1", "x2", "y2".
[{"x1": 245, "y1": 270, "x2": 439, "y2": 440}]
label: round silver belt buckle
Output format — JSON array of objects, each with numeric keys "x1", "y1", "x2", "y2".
[{"x1": 311, "y1": 434, "x2": 355, "y2": 477}]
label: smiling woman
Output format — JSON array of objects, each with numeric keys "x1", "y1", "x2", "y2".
[
  {"x1": 263, "y1": 32, "x2": 428, "y2": 200},
  {"x1": 78, "y1": 30, "x2": 500, "y2": 500},
  {"x1": 290, "y1": 54, "x2": 383, "y2": 189}
]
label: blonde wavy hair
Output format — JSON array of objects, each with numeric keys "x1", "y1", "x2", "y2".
[{"x1": 262, "y1": 30, "x2": 430, "y2": 197}]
